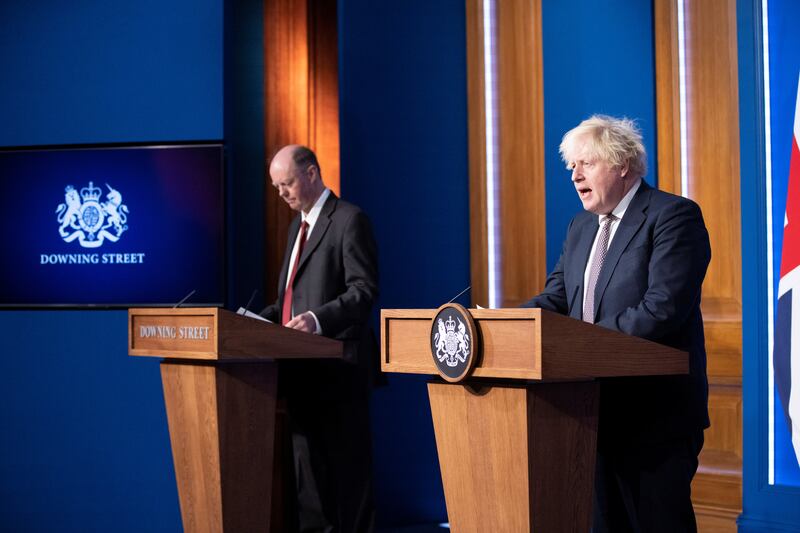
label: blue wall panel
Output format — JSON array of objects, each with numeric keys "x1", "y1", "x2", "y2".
[
  {"x1": 541, "y1": 0, "x2": 657, "y2": 271},
  {"x1": 0, "y1": 1, "x2": 223, "y2": 531},
  {"x1": 339, "y1": 0, "x2": 469, "y2": 526},
  {"x1": 223, "y1": 0, "x2": 266, "y2": 314},
  {"x1": 0, "y1": 1, "x2": 222, "y2": 146},
  {"x1": 0, "y1": 311, "x2": 180, "y2": 531}
]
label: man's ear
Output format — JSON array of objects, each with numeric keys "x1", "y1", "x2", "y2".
[{"x1": 620, "y1": 161, "x2": 630, "y2": 178}]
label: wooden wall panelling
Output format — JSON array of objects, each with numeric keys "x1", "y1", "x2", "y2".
[
  {"x1": 496, "y1": 0, "x2": 546, "y2": 307},
  {"x1": 467, "y1": 0, "x2": 546, "y2": 308},
  {"x1": 686, "y1": 0, "x2": 743, "y2": 322},
  {"x1": 308, "y1": 0, "x2": 340, "y2": 195},
  {"x1": 654, "y1": 0, "x2": 743, "y2": 530},
  {"x1": 466, "y1": 0, "x2": 489, "y2": 308},
  {"x1": 654, "y1": 0, "x2": 682, "y2": 196},
  {"x1": 264, "y1": 0, "x2": 309, "y2": 306},
  {"x1": 263, "y1": 0, "x2": 339, "y2": 304}
]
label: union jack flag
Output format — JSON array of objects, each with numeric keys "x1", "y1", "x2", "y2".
[{"x1": 775, "y1": 76, "x2": 800, "y2": 467}]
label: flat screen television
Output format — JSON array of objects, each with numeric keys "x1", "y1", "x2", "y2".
[{"x1": 0, "y1": 142, "x2": 225, "y2": 307}]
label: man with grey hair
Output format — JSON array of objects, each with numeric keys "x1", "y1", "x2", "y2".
[
  {"x1": 261, "y1": 144, "x2": 379, "y2": 532},
  {"x1": 523, "y1": 115, "x2": 711, "y2": 532}
]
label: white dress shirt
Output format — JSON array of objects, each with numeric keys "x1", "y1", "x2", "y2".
[
  {"x1": 285, "y1": 188, "x2": 331, "y2": 334},
  {"x1": 582, "y1": 179, "x2": 642, "y2": 312}
]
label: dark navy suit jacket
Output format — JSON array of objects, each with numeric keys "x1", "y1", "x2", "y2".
[{"x1": 523, "y1": 181, "x2": 711, "y2": 447}]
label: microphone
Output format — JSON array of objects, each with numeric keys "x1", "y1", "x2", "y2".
[
  {"x1": 447, "y1": 285, "x2": 471, "y2": 304},
  {"x1": 239, "y1": 289, "x2": 258, "y2": 316},
  {"x1": 173, "y1": 289, "x2": 196, "y2": 308}
]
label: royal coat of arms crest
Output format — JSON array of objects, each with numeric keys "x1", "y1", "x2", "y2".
[
  {"x1": 434, "y1": 315, "x2": 471, "y2": 367},
  {"x1": 56, "y1": 182, "x2": 129, "y2": 248},
  {"x1": 430, "y1": 303, "x2": 478, "y2": 382}
]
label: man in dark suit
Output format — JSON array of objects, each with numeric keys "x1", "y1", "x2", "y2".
[
  {"x1": 260, "y1": 144, "x2": 379, "y2": 533},
  {"x1": 523, "y1": 115, "x2": 711, "y2": 532}
]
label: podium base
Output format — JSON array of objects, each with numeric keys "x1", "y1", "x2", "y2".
[{"x1": 429, "y1": 380, "x2": 599, "y2": 532}]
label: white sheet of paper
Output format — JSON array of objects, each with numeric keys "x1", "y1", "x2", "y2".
[{"x1": 237, "y1": 307, "x2": 272, "y2": 323}]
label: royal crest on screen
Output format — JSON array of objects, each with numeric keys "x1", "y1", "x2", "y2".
[{"x1": 56, "y1": 181, "x2": 129, "y2": 248}]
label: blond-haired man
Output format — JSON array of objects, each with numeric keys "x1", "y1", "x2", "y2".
[{"x1": 524, "y1": 115, "x2": 711, "y2": 532}]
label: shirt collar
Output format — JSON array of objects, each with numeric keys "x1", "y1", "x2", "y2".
[
  {"x1": 301, "y1": 187, "x2": 331, "y2": 227},
  {"x1": 600, "y1": 178, "x2": 641, "y2": 223}
]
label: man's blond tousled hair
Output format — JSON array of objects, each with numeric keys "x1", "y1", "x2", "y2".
[{"x1": 559, "y1": 115, "x2": 647, "y2": 179}]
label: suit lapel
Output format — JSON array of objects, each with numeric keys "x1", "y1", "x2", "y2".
[
  {"x1": 569, "y1": 216, "x2": 600, "y2": 319},
  {"x1": 592, "y1": 183, "x2": 651, "y2": 318},
  {"x1": 295, "y1": 193, "x2": 336, "y2": 277}
]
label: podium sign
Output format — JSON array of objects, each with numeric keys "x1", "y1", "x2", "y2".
[
  {"x1": 129, "y1": 307, "x2": 342, "y2": 361},
  {"x1": 130, "y1": 308, "x2": 216, "y2": 357}
]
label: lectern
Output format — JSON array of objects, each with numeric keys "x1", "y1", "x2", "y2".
[
  {"x1": 128, "y1": 307, "x2": 342, "y2": 533},
  {"x1": 381, "y1": 307, "x2": 688, "y2": 532}
]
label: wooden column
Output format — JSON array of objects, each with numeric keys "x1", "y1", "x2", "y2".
[
  {"x1": 466, "y1": 0, "x2": 547, "y2": 308},
  {"x1": 263, "y1": 0, "x2": 339, "y2": 305},
  {"x1": 654, "y1": 0, "x2": 743, "y2": 529}
]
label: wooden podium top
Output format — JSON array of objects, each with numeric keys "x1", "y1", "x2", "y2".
[
  {"x1": 129, "y1": 307, "x2": 342, "y2": 361},
  {"x1": 381, "y1": 308, "x2": 688, "y2": 381}
]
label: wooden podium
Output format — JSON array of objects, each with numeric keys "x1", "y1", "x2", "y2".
[
  {"x1": 381, "y1": 307, "x2": 688, "y2": 532},
  {"x1": 128, "y1": 307, "x2": 342, "y2": 533}
]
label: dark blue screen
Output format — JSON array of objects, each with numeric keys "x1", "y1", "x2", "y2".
[{"x1": 0, "y1": 144, "x2": 224, "y2": 306}]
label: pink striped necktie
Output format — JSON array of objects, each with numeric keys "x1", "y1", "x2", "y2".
[{"x1": 583, "y1": 214, "x2": 616, "y2": 323}]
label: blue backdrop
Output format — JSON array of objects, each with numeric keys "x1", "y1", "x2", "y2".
[
  {"x1": 339, "y1": 0, "x2": 469, "y2": 525},
  {"x1": 0, "y1": 0, "x2": 222, "y2": 530},
  {"x1": 542, "y1": 0, "x2": 657, "y2": 271},
  {"x1": 0, "y1": 1, "x2": 222, "y2": 146}
]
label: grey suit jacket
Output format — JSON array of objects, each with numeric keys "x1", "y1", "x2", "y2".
[
  {"x1": 523, "y1": 181, "x2": 711, "y2": 446},
  {"x1": 261, "y1": 193, "x2": 379, "y2": 368}
]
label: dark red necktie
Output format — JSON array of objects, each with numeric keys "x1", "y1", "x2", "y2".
[{"x1": 281, "y1": 221, "x2": 309, "y2": 325}]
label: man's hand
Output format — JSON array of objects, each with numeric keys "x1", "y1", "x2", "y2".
[{"x1": 285, "y1": 311, "x2": 316, "y2": 333}]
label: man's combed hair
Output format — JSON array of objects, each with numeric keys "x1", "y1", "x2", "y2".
[
  {"x1": 559, "y1": 115, "x2": 648, "y2": 179},
  {"x1": 291, "y1": 145, "x2": 321, "y2": 175}
]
